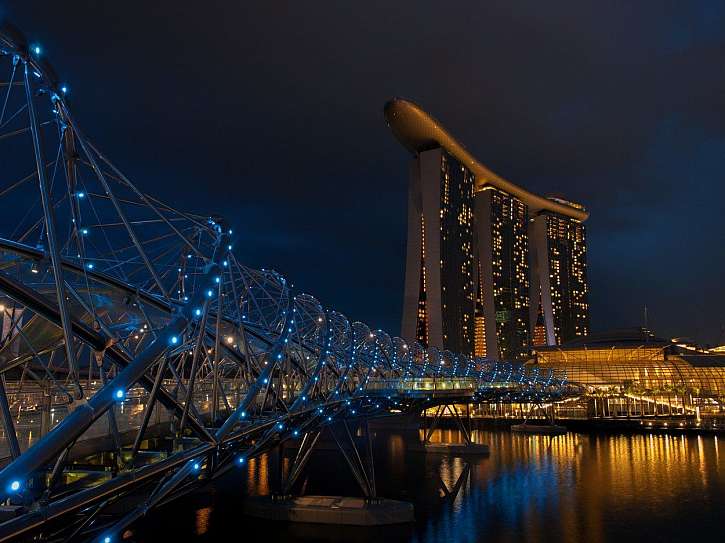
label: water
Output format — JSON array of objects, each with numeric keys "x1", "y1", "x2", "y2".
[{"x1": 132, "y1": 429, "x2": 723, "y2": 542}]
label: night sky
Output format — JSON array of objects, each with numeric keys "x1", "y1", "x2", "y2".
[{"x1": 4, "y1": 2, "x2": 724, "y2": 345}]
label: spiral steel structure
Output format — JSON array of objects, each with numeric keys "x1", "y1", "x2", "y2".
[{"x1": 0, "y1": 23, "x2": 578, "y2": 542}]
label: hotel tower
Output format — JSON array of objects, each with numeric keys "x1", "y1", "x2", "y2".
[{"x1": 386, "y1": 98, "x2": 590, "y2": 360}]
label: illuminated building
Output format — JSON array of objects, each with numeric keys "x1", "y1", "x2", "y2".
[
  {"x1": 529, "y1": 203, "x2": 590, "y2": 345},
  {"x1": 400, "y1": 146, "x2": 477, "y2": 355},
  {"x1": 473, "y1": 263, "x2": 487, "y2": 356},
  {"x1": 475, "y1": 186, "x2": 530, "y2": 360},
  {"x1": 533, "y1": 328, "x2": 725, "y2": 420},
  {"x1": 386, "y1": 98, "x2": 589, "y2": 359}
]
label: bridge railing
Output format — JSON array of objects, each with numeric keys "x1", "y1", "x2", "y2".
[{"x1": 366, "y1": 377, "x2": 478, "y2": 392}]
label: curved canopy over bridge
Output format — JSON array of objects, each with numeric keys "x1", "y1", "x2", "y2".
[{"x1": 0, "y1": 24, "x2": 579, "y2": 542}]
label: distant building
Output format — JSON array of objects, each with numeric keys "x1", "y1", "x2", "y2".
[
  {"x1": 533, "y1": 328, "x2": 725, "y2": 419},
  {"x1": 386, "y1": 98, "x2": 590, "y2": 360}
]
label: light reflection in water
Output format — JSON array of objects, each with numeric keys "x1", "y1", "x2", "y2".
[
  {"x1": 400, "y1": 429, "x2": 722, "y2": 543},
  {"x1": 246, "y1": 453, "x2": 270, "y2": 496},
  {"x1": 194, "y1": 506, "x2": 211, "y2": 536},
  {"x1": 136, "y1": 429, "x2": 723, "y2": 543}
]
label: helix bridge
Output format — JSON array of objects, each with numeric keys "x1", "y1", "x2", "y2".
[{"x1": 0, "y1": 23, "x2": 579, "y2": 542}]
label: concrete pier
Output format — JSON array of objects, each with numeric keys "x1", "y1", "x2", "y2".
[{"x1": 243, "y1": 496, "x2": 414, "y2": 526}]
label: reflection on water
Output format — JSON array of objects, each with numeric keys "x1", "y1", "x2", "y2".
[
  {"x1": 134, "y1": 429, "x2": 723, "y2": 543},
  {"x1": 194, "y1": 507, "x2": 211, "y2": 536},
  {"x1": 246, "y1": 454, "x2": 270, "y2": 496}
]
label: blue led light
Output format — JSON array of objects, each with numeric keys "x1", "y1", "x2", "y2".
[
  {"x1": 114, "y1": 389, "x2": 125, "y2": 401},
  {"x1": 103, "y1": 537, "x2": 111, "y2": 543},
  {"x1": 237, "y1": 456, "x2": 245, "y2": 465},
  {"x1": 170, "y1": 335, "x2": 178, "y2": 345},
  {"x1": 206, "y1": 289, "x2": 213, "y2": 297},
  {"x1": 77, "y1": 191, "x2": 85, "y2": 198},
  {"x1": 192, "y1": 462, "x2": 200, "y2": 471},
  {"x1": 227, "y1": 244, "x2": 232, "y2": 250},
  {"x1": 214, "y1": 276, "x2": 220, "y2": 284},
  {"x1": 223, "y1": 260, "x2": 228, "y2": 267},
  {"x1": 276, "y1": 423, "x2": 284, "y2": 430},
  {"x1": 9, "y1": 480, "x2": 20, "y2": 492},
  {"x1": 194, "y1": 308, "x2": 202, "y2": 317},
  {"x1": 86, "y1": 263, "x2": 94, "y2": 269},
  {"x1": 293, "y1": 430, "x2": 299, "y2": 436},
  {"x1": 61, "y1": 85, "x2": 68, "y2": 94},
  {"x1": 33, "y1": 45, "x2": 41, "y2": 55},
  {"x1": 81, "y1": 228, "x2": 89, "y2": 235}
]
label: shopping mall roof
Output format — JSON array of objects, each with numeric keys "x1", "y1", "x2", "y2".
[{"x1": 535, "y1": 328, "x2": 670, "y2": 351}]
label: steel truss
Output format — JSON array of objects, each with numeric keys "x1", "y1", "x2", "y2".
[{"x1": 0, "y1": 23, "x2": 577, "y2": 542}]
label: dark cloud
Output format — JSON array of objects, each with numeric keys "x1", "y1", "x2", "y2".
[{"x1": 5, "y1": 0, "x2": 725, "y2": 343}]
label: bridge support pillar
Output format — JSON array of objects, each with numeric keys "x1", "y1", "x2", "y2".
[
  {"x1": 278, "y1": 429, "x2": 321, "y2": 498},
  {"x1": 246, "y1": 420, "x2": 413, "y2": 526},
  {"x1": 420, "y1": 403, "x2": 489, "y2": 455}
]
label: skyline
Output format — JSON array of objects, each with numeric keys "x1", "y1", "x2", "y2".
[{"x1": 4, "y1": 1, "x2": 724, "y2": 344}]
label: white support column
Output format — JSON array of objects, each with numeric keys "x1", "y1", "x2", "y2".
[
  {"x1": 401, "y1": 158, "x2": 423, "y2": 343},
  {"x1": 419, "y1": 149, "x2": 443, "y2": 350},
  {"x1": 530, "y1": 214, "x2": 556, "y2": 345}
]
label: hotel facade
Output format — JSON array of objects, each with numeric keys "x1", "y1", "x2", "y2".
[{"x1": 386, "y1": 98, "x2": 590, "y2": 360}]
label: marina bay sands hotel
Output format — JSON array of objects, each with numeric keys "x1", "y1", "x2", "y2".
[{"x1": 385, "y1": 98, "x2": 590, "y2": 361}]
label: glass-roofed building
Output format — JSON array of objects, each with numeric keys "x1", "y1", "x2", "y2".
[{"x1": 532, "y1": 328, "x2": 725, "y2": 424}]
